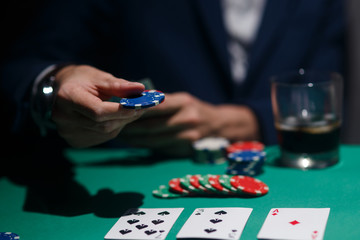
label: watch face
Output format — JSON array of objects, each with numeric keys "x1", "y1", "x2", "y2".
[
  {"x1": 38, "y1": 75, "x2": 57, "y2": 107},
  {"x1": 32, "y1": 72, "x2": 58, "y2": 134}
]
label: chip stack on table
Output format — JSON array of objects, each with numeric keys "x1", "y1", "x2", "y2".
[
  {"x1": 152, "y1": 174, "x2": 269, "y2": 199},
  {"x1": 226, "y1": 141, "x2": 265, "y2": 154},
  {"x1": 225, "y1": 141, "x2": 266, "y2": 176},
  {"x1": 192, "y1": 137, "x2": 230, "y2": 164}
]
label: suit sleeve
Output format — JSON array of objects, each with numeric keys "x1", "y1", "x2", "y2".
[{"x1": 0, "y1": 0, "x2": 117, "y2": 134}]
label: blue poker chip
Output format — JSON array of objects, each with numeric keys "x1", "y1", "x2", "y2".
[
  {"x1": 227, "y1": 161, "x2": 263, "y2": 170},
  {"x1": 120, "y1": 90, "x2": 165, "y2": 109},
  {"x1": 226, "y1": 162, "x2": 263, "y2": 176},
  {"x1": 227, "y1": 150, "x2": 266, "y2": 163},
  {"x1": 226, "y1": 168, "x2": 261, "y2": 176},
  {"x1": 0, "y1": 232, "x2": 20, "y2": 240},
  {"x1": 226, "y1": 150, "x2": 266, "y2": 176}
]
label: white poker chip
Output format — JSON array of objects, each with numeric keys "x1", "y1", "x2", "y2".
[
  {"x1": 192, "y1": 137, "x2": 230, "y2": 164},
  {"x1": 193, "y1": 137, "x2": 230, "y2": 151}
]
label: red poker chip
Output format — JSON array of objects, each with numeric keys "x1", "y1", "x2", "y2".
[
  {"x1": 169, "y1": 178, "x2": 190, "y2": 194},
  {"x1": 226, "y1": 141, "x2": 265, "y2": 154},
  {"x1": 230, "y1": 175, "x2": 269, "y2": 196},
  {"x1": 189, "y1": 174, "x2": 207, "y2": 191},
  {"x1": 208, "y1": 175, "x2": 232, "y2": 194}
]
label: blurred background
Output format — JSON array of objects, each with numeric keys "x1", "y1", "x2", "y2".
[
  {"x1": 2, "y1": 0, "x2": 360, "y2": 144},
  {"x1": 343, "y1": 0, "x2": 360, "y2": 144}
]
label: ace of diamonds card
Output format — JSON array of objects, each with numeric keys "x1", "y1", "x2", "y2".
[{"x1": 257, "y1": 208, "x2": 330, "y2": 240}]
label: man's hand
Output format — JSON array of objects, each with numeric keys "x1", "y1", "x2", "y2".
[
  {"x1": 51, "y1": 65, "x2": 146, "y2": 148},
  {"x1": 119, "y1": 92, "x2": 260, "y2": 157}
]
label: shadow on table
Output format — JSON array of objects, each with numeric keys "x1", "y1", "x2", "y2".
[
  {"x1": 4, "y1": 150, "x2": 144, "y2": 218},
  {"x1": 65, "y1": 147, "x2": 189, "y2": 167},
  {"x1": 80, "y1": 154, "x2": 177, "y2": 167}
]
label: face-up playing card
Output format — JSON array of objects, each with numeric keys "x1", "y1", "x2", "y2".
[
  {"x1": 104, "y1": 208, "x2": 183, "y2": 240},
  {"x1": 257, "y1": 208, "x2": 330, "y2": 240},
  {"x1": 176, "y1": 207, "x2": 253, "y2": 239}
]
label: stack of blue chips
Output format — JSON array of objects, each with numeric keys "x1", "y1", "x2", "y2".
[{"x1": 226, "y1": 150, "x2": 266, "y2": 176}]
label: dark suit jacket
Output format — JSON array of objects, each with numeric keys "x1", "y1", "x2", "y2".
[{"x1": 0, "y1": 0, "x2": 345, "y2": 146}]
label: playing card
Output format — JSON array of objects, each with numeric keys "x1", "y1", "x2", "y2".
[
  {"x1": 257, "y1": 208, "x2": 330, "y2": 240},
  {"x1": 104, "y1": 208, "x2": 183, "y2": 240},
  {"x1": 176, "y1": 207, "x2": 253, "y2": 239}
]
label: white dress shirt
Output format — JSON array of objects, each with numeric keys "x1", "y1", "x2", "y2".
[{"x1": 222, "y1": 0, "x2": 266, "y2": 84}]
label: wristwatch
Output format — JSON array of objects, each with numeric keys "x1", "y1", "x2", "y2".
[{"x1": 31, "y1": 65, "x2": 61, "y2": 136}]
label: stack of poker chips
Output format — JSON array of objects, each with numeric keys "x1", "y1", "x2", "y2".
[
  {"x1": 152, "y1": 174, "x2": 269, "y2": 199},
  {"x1": 225, "y1": 141, "x2": 266, "y2": 176},
  {"x1": 192, "y1": 137, "x2": 230, "y2": 164}
]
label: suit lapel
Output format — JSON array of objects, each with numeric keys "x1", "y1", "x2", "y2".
[
  {"x1": 248, "y1": 0, "x2": 300, "y2": 76},
  {"x1": 193, "y1": 0, "x2": 232, "y2": 83},
  {"x1": 193, "y1": 0, "x2": 300, "y2": 99}
]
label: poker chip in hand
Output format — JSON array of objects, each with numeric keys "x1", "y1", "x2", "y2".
[{"x1": 120, "y1": 90, "x2": 165, "y2": 109}]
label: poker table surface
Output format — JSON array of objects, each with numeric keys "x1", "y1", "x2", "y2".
[{"x1": 1, "y1": 144, "x2": 360, "y2": 240}]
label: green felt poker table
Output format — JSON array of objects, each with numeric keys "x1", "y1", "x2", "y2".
[{"x1": 1, "y1": 145, "x2": 360, "y2": 240}]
